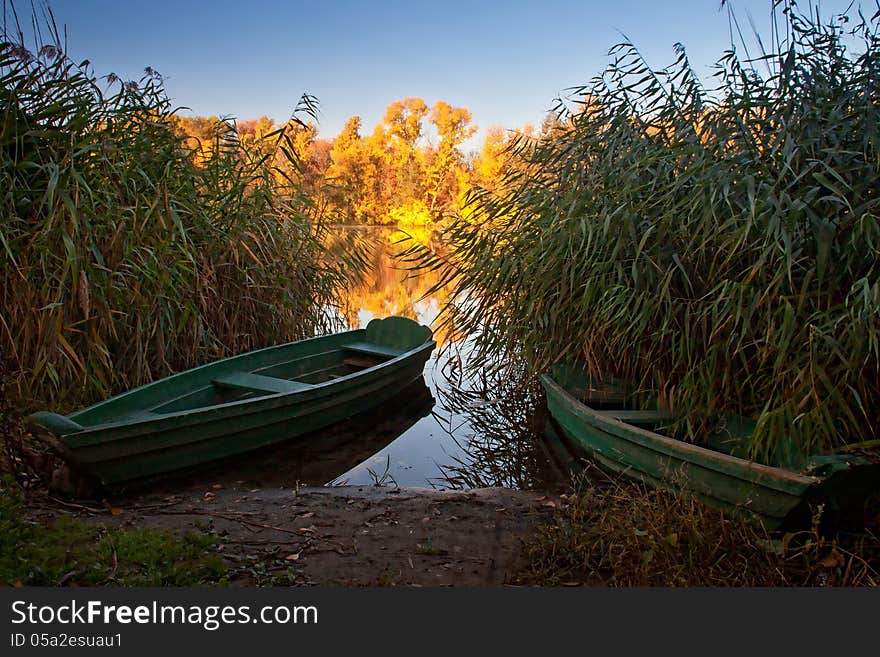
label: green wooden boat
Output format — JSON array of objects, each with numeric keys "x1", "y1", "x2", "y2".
[
  {"x1": 30, "y1": 316, "x2": 435, "y2": 488},
  {"x1": 542, "y1": 364, "x2": 880, "y2": 529}
]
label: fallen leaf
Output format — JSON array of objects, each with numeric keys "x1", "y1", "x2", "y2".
[
  {"x1": 110, "y1": 507, "x2": 124, "y2": 516},
  {"x1": 285, "y1": 552, "x2": 301, "y2": 561},
  {"x1": 298, "y1": 512, "x2": 315, "y2": 519},
  {"x1": 211, "y1": 484, "x2": 223, "y2": 490}
]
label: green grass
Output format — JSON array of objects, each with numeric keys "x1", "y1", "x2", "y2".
[
  {"x1": 0, "y1": 480, "x2": 227, "y2": 586},
  {"x1": 416, "y1": 538, "x2": 445, "y2": 556}
]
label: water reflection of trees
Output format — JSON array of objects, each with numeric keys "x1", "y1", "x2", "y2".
[
  {"x1": 336, "y1": 227, "x2": 457, "y2": 345},
  {"x1": 428, "y1": 343, "x2": 560, "y2": 490}
]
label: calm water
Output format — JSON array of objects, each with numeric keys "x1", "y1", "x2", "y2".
[{"x1": 172, "y1": 227, "x2": 563, "y2": 492}]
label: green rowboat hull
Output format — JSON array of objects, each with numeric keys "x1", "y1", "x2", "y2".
[{"x1": 31, "y1": 317, "x2": 435, "y2": 487}]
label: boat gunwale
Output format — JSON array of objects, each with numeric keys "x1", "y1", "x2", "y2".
[
  {"x1": 541, "y1": 374, "x2": 820, "y2": 488},
  {"x1": 63, "y1": 339, "x2": 435, "y2": 443}
]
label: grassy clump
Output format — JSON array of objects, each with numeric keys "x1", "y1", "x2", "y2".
[
  {"x1": 516, "y1": 472, "x2": 880, "y2": 587},
  {"x1": 0, "y1": 480, "x2": 226, "y2": 586},
  {"x1": 0, "y1": 14, "x2": 361, "y2": 411},
  {"x1": 427, "y1": 2, "x2": 880, "y2": 459}
]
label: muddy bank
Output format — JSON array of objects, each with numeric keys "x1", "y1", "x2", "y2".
[{"x1": 39, "y1": 485, "x2": 563, "y2": 586}]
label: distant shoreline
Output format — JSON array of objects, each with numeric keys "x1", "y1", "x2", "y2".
[{"x1": 327, "y1": 223, "x2": 435, "y2": 230}]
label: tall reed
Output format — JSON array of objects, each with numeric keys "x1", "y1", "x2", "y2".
[
  {"x1": 417, "y1": 2, "x2": 880, "y2": 458},
  {"x1": 1, "y1": 12, "x2": 362, "y2": 410}
]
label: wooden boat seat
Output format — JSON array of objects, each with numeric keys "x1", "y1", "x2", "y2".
[
  {"x1": 212, "y1": 372, "x2": 312, "y2": 395},
  {"x1": 340, "y1": 341, "x2": 405, "y2": 359},
  {"x1": 595, "y1": 409, "x2": 672, "y2": 424}
]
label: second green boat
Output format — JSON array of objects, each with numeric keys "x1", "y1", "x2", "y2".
[{"x1": 543, "y1": 364, "x2": 879, "y2": 529}]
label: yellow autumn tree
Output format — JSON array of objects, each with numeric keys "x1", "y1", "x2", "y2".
[{"x1": 425, "y1": 100, "x2": 476, "y2": 215}]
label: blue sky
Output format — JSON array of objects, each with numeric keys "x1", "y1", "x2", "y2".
[{"x1": 7, "y1": 0, "x2": 856, "y2": 151}]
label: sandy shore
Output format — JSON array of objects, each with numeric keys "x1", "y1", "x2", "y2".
[{"x1": 37, "y1": 484, "x2": 564, "y2": 586}]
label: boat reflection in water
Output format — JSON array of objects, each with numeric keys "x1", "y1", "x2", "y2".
[{"x1": 166, "y1": 379, "x2": 436, "y2": 491}]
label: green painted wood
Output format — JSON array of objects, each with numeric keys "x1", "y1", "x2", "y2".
[
  {"x1": 212, "y1": 372, "x2": 312, "y2": 395},
  {"x1": 84, "y1": 358, "x2": 428, "y2": 485},
  {"x1": 344, "y1": 355, "x2": 384, "y2": 369},
  {"x1": 364, "y1": 316, "x2": 433, "y2": 351},
  {"x1": 70, "y1": 331, "x2": 365, "y2": 426},
  {"x1": 30, "y1": 316, "x2": 436, "y2": 487},
  {"x1": 29, "y1": 412, "x2": 84, "y2": 434},
  {"x1": 340, "y1": 341, "x2": 405, "y2": 358},
  {"x1": 255, "y1": 350, "x2": 348, "y2": 381},
  {"x1": 542, "y1": 372, "x2": 878, "y2": 529}
]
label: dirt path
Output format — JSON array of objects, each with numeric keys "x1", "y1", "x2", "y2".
[{"x1": 47, "y1": 485, "x2": 562, "y2": 586}]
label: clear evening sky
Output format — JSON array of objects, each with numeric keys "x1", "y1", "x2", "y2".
[{"x1": 8, "y1": 0, "x2": 856, "y2": 150}]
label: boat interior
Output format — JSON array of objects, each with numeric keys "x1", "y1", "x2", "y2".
[
  {"x1": 75, "y1": 339, "x2": 409, "y2": 427},
  {"x1": 550, "y1": 362, "x2": 810, "y2": 469},
  {"x1": 551, "y1": 363, "x2": 673, "y2": 430},
  {"x1": 169, "y1": 341, "x2": 404, "y2": 413},
  {"x1": 29, "y1": 316, "x2": 434, "y2": 437}
]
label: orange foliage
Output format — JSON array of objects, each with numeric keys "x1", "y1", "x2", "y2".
[{"x1": 172, "y1": 98, "x2": 534, "y2": 227}]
